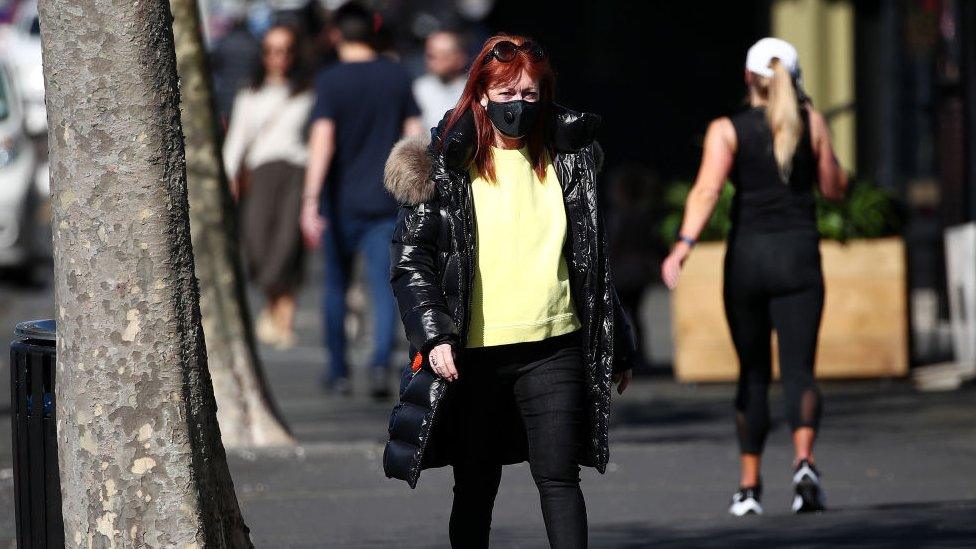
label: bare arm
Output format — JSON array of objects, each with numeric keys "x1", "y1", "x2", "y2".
[
  {"x1": 300, "y1": 119, "x2": 336, "y2": 248},
  {"x1": 661, "y1": 118, "x2": 736, "y2": 290},
  {"x1": 678, "y1": 118, "x2": 736, "y2": 241},
  {"x1": 403, "y1": 116, "x2": 423, "y2": 138},
  {"x1": 808, "y1": 107, "x2": 848, "y2": 202},
  {"x1": 302, "y1": 119, "x2": 336, "y2": 204}
]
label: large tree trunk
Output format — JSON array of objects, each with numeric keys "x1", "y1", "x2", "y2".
[
  {"x1": 170, "y1": 0, "x2": 294, "y2": 447},
  {"x1": 39, "y1": 0, "x2": 252, "y2": 545}
]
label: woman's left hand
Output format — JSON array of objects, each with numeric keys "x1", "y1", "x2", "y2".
[{"x1": 613, "y1": 368, "x2": 632, "y2": 395}]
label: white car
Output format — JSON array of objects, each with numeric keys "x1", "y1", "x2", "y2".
[
  {"x1": 2, "y1": 2, "x2": 46, "y2": 136},
  {"x1": 0, "y1": 60, "x2": 41, "y2": 280}
]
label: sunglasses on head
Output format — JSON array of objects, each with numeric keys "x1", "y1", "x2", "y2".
[{"x1": 483, "y1": 40, "x2": 546, "y2": 65}]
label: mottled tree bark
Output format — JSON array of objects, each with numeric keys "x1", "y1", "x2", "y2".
[
  {"x1": 170, "y1": 0, "x2": 293, "y2": 448},
  {"x1": 39, "y1": 0, "x2": 252, "y2": 545}
]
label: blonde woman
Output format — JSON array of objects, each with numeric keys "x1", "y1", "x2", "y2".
[{"x1": 661, "y1": 38, "x2": 847, "y2": 516}]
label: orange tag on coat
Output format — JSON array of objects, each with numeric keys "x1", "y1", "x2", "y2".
[{"x1": 411, "y1": 352, "x2": 423, "y2": 373}]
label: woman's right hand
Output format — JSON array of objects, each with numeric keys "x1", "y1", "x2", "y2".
[
  {"x1": 661, "y1": 242, "x2": 692, "y2": 290},
  {"x1": 429, "y1": 343, "x2": 458, "y2": 382}
]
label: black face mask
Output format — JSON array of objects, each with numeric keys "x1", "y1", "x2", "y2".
[{"x1": 485, "y1": 99, "x2": 540, "y2": 138}]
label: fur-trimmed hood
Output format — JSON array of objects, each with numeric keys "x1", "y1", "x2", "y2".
[
  {"x1": 384, "y1": 134, "x2": 434, "y2": 206},
  {"x1": 384, "y1": 104, "x2": 603, "y2": 206}
]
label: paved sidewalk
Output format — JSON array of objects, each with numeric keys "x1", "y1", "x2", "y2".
[
  {"x1": 229, "y1": 339, "x2": 976, "y2": 547},
  {"x1": 231, "y1": 266, "x2": 975, "y2": 547},
  {"x1": 3, "y1": 266, "x2": 976, "y2": 547}
]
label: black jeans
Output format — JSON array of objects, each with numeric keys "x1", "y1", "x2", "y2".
[
  {"x1": 449, "y1": 331, "x2": 587, "y2": 549},
  {"x1": 724, "y1": 229, "x2": 824, "y2": 455}
]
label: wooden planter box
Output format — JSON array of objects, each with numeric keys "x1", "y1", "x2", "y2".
[{"x1": 672, "y1": 237, "x2": 908, "y2": 382}]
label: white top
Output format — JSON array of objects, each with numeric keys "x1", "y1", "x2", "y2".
[
  {"x1": 222, "y1": 83, "x2": 314, "y2": 180},
  {"x1": 412, "y1": 73, "x2": 466, "y2": 133}
]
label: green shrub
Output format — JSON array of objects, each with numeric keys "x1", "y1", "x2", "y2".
[
  {"x1": 815, "y1": 181, "x2": 905, "y2": 241},
  {"x1": 660, "y1": 180, "x2": 904, "y2": 245}
]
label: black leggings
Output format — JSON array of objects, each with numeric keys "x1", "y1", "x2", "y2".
[
  {"x1": 723, "y1": 230, "x2": 824, "y2": 455},
  {"x1": 449, "y1": 332, "x2": 587, "y2": 549}
]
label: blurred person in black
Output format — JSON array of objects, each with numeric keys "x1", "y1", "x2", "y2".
[
  {"x1": 605, "y1": 163, "x2": 667, "y2": 369},
  {"x1": 273, "y1": 0, "x2": 325, "y2": 46},
  {"x1": 413, "y1": 30, "x2": 469, "y2": 132},
  {"x1": 661, "y1": 38, "x2": 847, "y2": 516},
  {"x1": 210, "y1": 6, "x2": 261, "y2": 127},
  {"x1": 223, "y1": 24, "x2": 313, "y2": 349},
  {"x1": 300, "y1": 2, "x2": 423, "y2": 398}
]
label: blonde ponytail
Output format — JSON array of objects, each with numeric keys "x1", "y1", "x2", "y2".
[{"x1": 764, "y1": 59, "x2": 802, "y2": 182}]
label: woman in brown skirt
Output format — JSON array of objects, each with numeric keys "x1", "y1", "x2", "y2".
[{"x1": 223, "y1": 24, "x2": 313, "y2": 347}]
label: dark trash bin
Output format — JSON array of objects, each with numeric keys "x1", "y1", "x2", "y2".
[{"x1": 10, "y1": 319, "x2": 64, "y2": 548}]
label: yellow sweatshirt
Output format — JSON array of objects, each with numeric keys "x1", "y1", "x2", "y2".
[{"x1": 466, "y1": 147, "x2": 581, "y2": 348}]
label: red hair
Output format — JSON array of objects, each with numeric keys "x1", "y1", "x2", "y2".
[{"x1": 439, "y1": 34, "x2": 556, "y2": 182}]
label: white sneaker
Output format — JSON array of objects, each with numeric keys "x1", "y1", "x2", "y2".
[
  {"x1": 729, "y1": 485, "x2": 763, "y2": 516},
  {"x1": 791, "y1": 460, "x2": 826, "y2": 513},
  {"x1": 255, "y1": 309, "x2": 278, "y2": 345}
]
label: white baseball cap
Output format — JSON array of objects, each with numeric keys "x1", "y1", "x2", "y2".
[{"x1": 746, "y1": 37, "x2": 801, "y2": 79}]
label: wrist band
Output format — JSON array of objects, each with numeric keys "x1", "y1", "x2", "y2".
[{"x1": 677, "y1": 234, "x2": 696, "y2": 247}]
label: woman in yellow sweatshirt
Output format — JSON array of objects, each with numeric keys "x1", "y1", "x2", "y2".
[{"x1": 383, "y1": 34, "x2": 637, "y2": 549}]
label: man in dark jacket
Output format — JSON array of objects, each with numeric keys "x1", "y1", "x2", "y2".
[
  {"x1": 382, "y1": 106, "x2": 637, "y2": 489},
  {"x1": 300, "y1": 3, "x2": 422, "y2": 398}
]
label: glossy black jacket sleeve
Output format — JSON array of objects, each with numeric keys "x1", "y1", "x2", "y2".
[{"x1": 390, "y1": 197, "x2": 459, "y2": 354}]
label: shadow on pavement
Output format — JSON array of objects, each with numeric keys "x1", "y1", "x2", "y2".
[{"x1": 576, "y1": 499, "x2": 976, "y2": 548}]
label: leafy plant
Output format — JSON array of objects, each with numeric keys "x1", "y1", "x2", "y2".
[
  {"x1": 659, "y1": 181, "x2": 735, "y2": 245},
  {"x1": 660, "y1": 180, "x2": 904, "y2": 245},
  {"x1": 815, "y1": 181, "x2": 905, "y2": 242}
]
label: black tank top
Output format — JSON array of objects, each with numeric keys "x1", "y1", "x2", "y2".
[{"x1": 729, "y1": 107, "x2": 817, "y2": 233}]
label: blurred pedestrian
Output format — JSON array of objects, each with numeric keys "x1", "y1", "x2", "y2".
[
  {"x1": 274, "y1": 0, "x2": 335, "y2": 71},
  {"x1": 300, "y1": 2, "x2": 422, "y2": 398},
  {"x1": 382, "y1": 34, "x2": 637, "y2": 548},
  {"x1": 210, "y1": 7, "x2": 261, "y2": 127},
  {"x1": 223, "y1": 24, "x2": 313, "y2": 349},
  {"x1": 606, "y1": 163, "x2": 667, "y2": 368},
  {"x1": 413, "y1": 30, "x2": 468, "y2": 132},
  {"x1": 661, "y1": 38, "x2": 848, "y2": 516}
]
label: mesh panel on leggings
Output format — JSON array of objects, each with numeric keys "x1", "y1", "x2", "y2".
[{"x1": 795, "y1": 386, "x2": 822, "y2": 431}]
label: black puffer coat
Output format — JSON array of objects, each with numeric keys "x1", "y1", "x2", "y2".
[{"x1": 382, "y1": 105, "x2": 637, "y2": 488}]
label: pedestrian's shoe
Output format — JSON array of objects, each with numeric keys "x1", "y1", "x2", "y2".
[
  {"x1": 729, "y1": 484, "x2": 763, "y2": 516},
  {"x1": 255, "y1": 310, "x2": 278, "y2": 346},
  {"x1": 791, "y1": 459, "x2": 826, "y2": 513},
  {"x1": 370, "y1": 368, "x2": 391, "y2": 400},
  {"x1": 322, "y1": 376, "x2": 353, "y2": 397}
]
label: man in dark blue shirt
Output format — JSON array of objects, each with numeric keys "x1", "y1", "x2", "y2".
[{"x1": 301, "y1": 2, "x2": 422, "y2": 398}]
